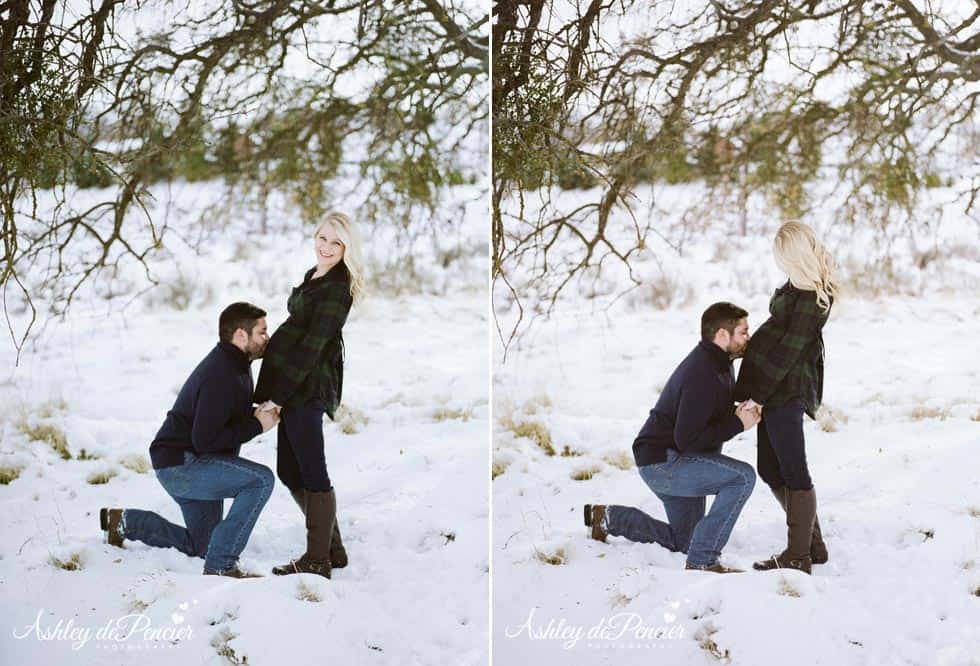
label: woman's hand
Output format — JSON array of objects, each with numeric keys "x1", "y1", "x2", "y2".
[
  {"x1": 257, "y1": 400, "x2": 282, "y2": 415},
  {"x1": 254, "y1": 405, "x2": 280, "y2": 432},
  {"x1": 735, "y1": 401, "x2": 762, "y2": 430}
]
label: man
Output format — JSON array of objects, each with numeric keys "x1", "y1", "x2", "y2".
[
  {"x1": 100, "y1": 302, "x2": 280, "y2": 578},
  {"x1": 584, "y1": 302, "x2": 761, "y2": 573}
]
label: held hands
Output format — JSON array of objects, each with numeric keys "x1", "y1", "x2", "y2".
[
  {"x1": 735, "y1": 400, "x2": 763, "y2": 430},
  {"x1": 254, "y1": 401, "x2": 282, "y2": 432}
]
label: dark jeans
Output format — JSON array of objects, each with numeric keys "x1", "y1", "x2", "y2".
[
  {"x1": 605, "y1": 448, "x2": 756, "y2": 567},
  {"x1": 757, "y1": 398, "x2": 812, "y2": 490},
  {"x1": 122, "y1": 451, "x2": 274, "y2": 572},
  {"x1": 277, "y1": 397, "x2": 332, "y2": 492}
]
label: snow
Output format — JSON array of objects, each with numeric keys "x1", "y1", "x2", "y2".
[
  {"x1": 492, "y1": 187, "x2": 980, "y2": 664},
  {"x1": 0, "y1": 182, "x2": 489, "y2": 665}
]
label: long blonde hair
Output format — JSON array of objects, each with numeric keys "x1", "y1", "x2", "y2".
[
  {"x1": 773, "y1": 221, "x2": 838, "y2": 312},
  {"x1": 316, "y1": 211, "x2": 366, "y2": 307}
]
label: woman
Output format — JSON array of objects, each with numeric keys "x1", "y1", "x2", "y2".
[
  {"x1": 254, "y1": 211, "x2": 366, "y2": 579},
  {"x1": 734, "y1": 221, "x2": 838, "y2": 574}
]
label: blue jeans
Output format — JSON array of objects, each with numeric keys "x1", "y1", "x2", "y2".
[
  {"x1": 605, "y1": 448, "x2": 756, "y2": 567},
  {"x1": 122, "y1": 451, "x2": 274, "y2": 572}
]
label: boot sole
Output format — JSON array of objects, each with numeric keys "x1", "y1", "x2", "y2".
[
  {"x1": 99, "y1": 508, "x2": 108, "y2": 531},
  {"x1": 272, "y1": 565, "x2": 331, "y2": 578},
  {"x1": 752, "y1": 556, "x2": 812, "y2": 574},
  {"x1": 583, "y1": 504, "x2": 592, "y2": 527}
]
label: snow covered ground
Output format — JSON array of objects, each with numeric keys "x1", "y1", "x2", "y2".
[
  {"x1": 0, "y1": 183, "x2": 489, "y2": 665},
  {"x1": 492, "y1": 192, "x2": 980, "y2": 665}
]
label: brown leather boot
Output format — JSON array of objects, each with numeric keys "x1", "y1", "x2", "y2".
[
  {"x1": 289, "y1": 488, "x2": 348, "y2": 568},
  {"x1": 272, "y1": 489, "x2": 335, "y2": 578},
  {"x1": 768, "y1": 485, "x2": 828, "y2": 564},
  {"x1": 685, "y1": 562, "x2": 744, "y2": 574},
  {"x1": 754, "y1": 488, "x2": 816, "y2": 574},
  {"x1": 583, "y1": 504, "x2": 607, "y2": 542},
  {"x1": 99, "y1": 508, "x2": 124, "y2": 548}
]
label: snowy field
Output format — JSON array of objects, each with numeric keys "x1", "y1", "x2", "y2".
[
  {"x1": 0, "y1": 183, "x2": 489, "y2": 665},
  {"x1": 492, "y1": 187, "x2": 980, "y2": 665}
]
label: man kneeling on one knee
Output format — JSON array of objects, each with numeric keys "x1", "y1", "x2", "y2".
[
  {"x1": 99, "y1": 303, "x2": 279, "y2": 578},
  {"x1": 584, "y1": 302, "x2": 761, "y2": 574}
]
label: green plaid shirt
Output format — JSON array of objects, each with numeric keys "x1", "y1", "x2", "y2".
[
  {"x1": 254, "y1": 265, "x2": 353, "y2": 416},
  {"x1": 734, "y1": 282, "x2": 830, "y2": 417}
]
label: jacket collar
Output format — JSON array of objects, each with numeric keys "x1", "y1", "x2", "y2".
[
  {"x1": 217, "y1": 341, "x2": 251, "y2": 371},
  {"x1": 698, "y1": 339, "x2": 733, "y2": 371},
  {"x1": 302, "y1": 262, "x2": 350, "y2": 289}
]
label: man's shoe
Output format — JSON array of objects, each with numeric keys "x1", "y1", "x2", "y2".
[
  {"x1": 685, "y1": 562, "x2": 744, "y2": 574},
  {"x1": 203, "y1": 566, "x2": 263, "y2": 579},
  {"x1": 289, "y1": 487, "x2": 348, "y2": 568},
  {"x1": 583, "y1": 504, "x2": 607, "y2": 543},
  {"x1": 99, "y1": 508, "x2": 124, "y2": 548}
]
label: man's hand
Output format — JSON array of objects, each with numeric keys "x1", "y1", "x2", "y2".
[
  {"x1": 735, "y1": 401, "x2": 762, "y2": 430},
  {"x1": 254, "y1": 405, "x2": 280, "y2": 432}
]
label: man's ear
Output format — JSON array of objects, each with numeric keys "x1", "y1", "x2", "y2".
[{"x1": 713, "y1": 328, "x2": 731, "y2": 347}]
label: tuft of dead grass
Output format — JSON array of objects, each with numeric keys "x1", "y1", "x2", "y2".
[
  {"x1": 36, "y1": 398, "x2": 68, "y2": 419},
  {"x1": 335, "y1": 405, "x2": 369, "y2": 435},
  {"x1": 777, "y1": 577, "x2": 801, "y2": 597},
  {"x1": 49, "y1": 552, "x2": 83, "y2": 571},
  {"x1": 86, "y1": 468, "x2": 118, "y2": 485},
  {"x1": 0, "y1": 465, "x2": 23, "y2": 485},
  {"x1": 521, "y1": 394, "x2": 553, "y2": 415},
  {"x1": 570, "y1": 465, "x2": 601, "y2": 481},
  {"x1": 695, "y1": 623, "x2": 731, "y2": 662},
  {"x1": 601, "y1": 450, "x2": 634, "y2": 470},
  {"x1": 17, "y1": 421, "x2": 71, "y2": 460},
  {"x1": 119, "y1": 454, "x2": 150, "y2": 474},
  {"x1": 908, "y1": 405, "x2": 951, "y2": 421},
  {"x1": 534, "y1": 547, "x2": 567, "y2": 566},
  {"x1": 507, "y1": 419, "x2": 555, "y2": 456},
  {"x1": 296, "y1": 580, "x2": 322, "y2": 603},
  {"x1": 815, "y1": 405, "x2": 848, "y2": 433},
  {"x1": 210, "y1": 627, "x2": 246, "y2": 664},
  {"x1": 432, "y1": 406, "x2": 475, "y2": 422}
]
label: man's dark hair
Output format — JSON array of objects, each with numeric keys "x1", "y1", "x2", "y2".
[
  {"x1": 218, "y1": 302, "x2": 267, "y2": 343},
  {"x1": 701, "y1": 302, "x2": 748, "y2": 341}
]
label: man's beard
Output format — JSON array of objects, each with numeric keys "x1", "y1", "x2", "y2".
[
  {"x1": 727, "y1": 342, "x2": 746, "y2": 358},
  {"x1": 246, "y1": 341, "x2": 266, "y2": 360}
]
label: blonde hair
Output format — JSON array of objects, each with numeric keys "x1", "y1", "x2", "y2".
[
  {"x1": 316, "y1": 211, "x2": 366, "y2": 307},
  {"x1": 773, "y1": 221, "x2": 838, "y2": 312}
]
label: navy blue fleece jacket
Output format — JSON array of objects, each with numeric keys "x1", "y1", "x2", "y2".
[
  {"x1": 149, "y1": 342, "x2": 263, "y2": 469},
  {"x1": 632, "y1": 340, "x2": 745, "y2": 467}
]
